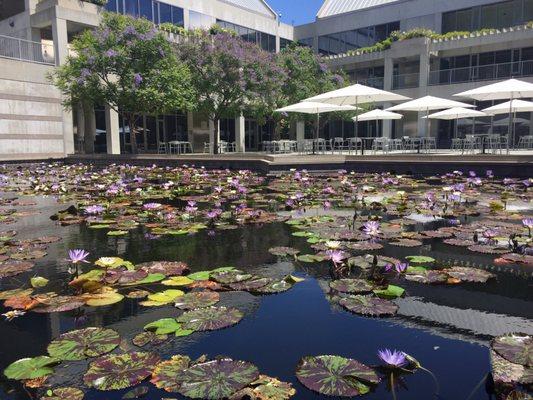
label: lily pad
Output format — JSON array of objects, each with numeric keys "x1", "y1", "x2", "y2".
[
  {"x1": 138, "y1": 261, "x2": 189, "y2": 276},
  {"x1": 228, "y1": 277, "x2": 272, "y2": 291},
  {"x1": 177, "y1": 306, "x2": 243, "y2": 331},
  {"x1": 140, "y1": 289, "x2": 184, "y2": 306},
  {"x1": 47, "y1": 327, "x2": 120, "y2": 361},
  {"x1": 405, "y1": 255, "x2": 435, "y2": 264},
  {"x1": 268, "y1": 247, "x2": 300, "y2": 257},
  {"x1": 122, "y1": 386, "x2": 149, "y2": 399},
  {"x1": 444, "y1": 267, "x2": 496, "y2": 283},
  {"x1": 33, "y1": 296, "x2": 85, "y2": 313},
  {"x1": 373, "y1": 285, "x2": 405, "y2": 299},
  {"x1": 338, "y1": 295, "x2": 398, "y2": 317},
  {"x1": 176, "y1": 358, "x2": 260, "y2": 399},
  {"x1": 405, "y1": 270, "x2": 449, "y2": 284},
  {"x1": 40, "y1": 387, "x2": 84, "y2": 400},
  {"x1": 253, "y1": 280, "x2": 292, "y2": 294},
  {"x1": 4, "y1": 356, "x2": 59, "y2": 380},
  {"x1": 144, "y1": 318, "x2": 194, "y2": 336},
  {"x1": 0, "y1": 260, "x2": 34, "y2": 278},
  {"x1": 211, "y1": 270, "x2": 252, "y2": 284},
  {"x1": 30, "y1": 276, "x2": 49, "y2": 288},
  {"x1": 132, "y1": 332, "x2": 168, "y2": 347},
  {"x1": 162, "y1": 276, "x2": 194, "y2": 287},
  {"x1": 83, "y1": 288, "x2": 124, "y2": 307},
  {"x1": 83, "y1": 352, "x2": 160, "y2": 391},
  {"x1": 329, "y1": 279, "x2": 374, "y2": 294},
  {"x1": 295, "y1": 355, "x2": 379, "y2": 397},
  {"x1": 151, "y1": 355, "x2": 191, "y2": 392},
  {"x1": 175, "y1": 291, "x2": 220, "y2": 310},
  {"x1": 492, "y1": 333, "x2": 532, "y2": 367},
  {"x1": 231, "y1": 375, "x2": 296, "y2": 400}
]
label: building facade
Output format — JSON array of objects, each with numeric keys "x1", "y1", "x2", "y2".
[
  {"x1": 1, "y1": 0, "x2": 533, "y2": 158},
  {"x1": 293, "y1": 0, "x2": 533, "y2": 146}
]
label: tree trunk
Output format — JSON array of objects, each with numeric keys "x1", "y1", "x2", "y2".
[
  {"x1": 213, "y1": 118, "x2": 220, "y2": 155},
  {"x1": 128, "y1": 114, "x2": 138, "y2": 154},
  {"x1": 82, "y1": 100, "x2": 95, "y2": 154}
]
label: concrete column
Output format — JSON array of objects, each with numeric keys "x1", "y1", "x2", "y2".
[
  {"x1": 235, "y1": 114, "x2": 245, "y2": 152},
  {"x1": 383, "y1": 57, "x2": 394, "y2": 138},
  {"x1": 296, "y1": 121, "x2": 305, "y2": 141},
  {"x1": 105, "y1": 105, "x2": 120, "y2": 154},
  {"x1": 183, "y1": 9, "x2": 190, "y2": 29},
  {"x1": 418, "y1": 45, "x2": 431, "y2": 136},
  {"x1": 76, "y1": 102, "x2": 84, "y2": 153}
]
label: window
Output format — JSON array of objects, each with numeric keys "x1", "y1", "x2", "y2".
[
  {"x1": 298, "y1": 37, "x2": 314, "y2": 48},
  {"x1": 139, "y1": 0, "x2": 152, "y2": 21},
  {"x1": 172, "y1": 6, "x2": 184, "y2": 26},
  {"x1": 190, "y1": 11, "x2": 213, "y2": 28},
  {"x1": 498, "y1": 1, "x2": 514, "y2": 27},
  {"x1": 124, "y1": 0, "x2": 139, "y2": 17},
  {"x1": 280, "y1": 38, "x2": 292, "y2": 50},
  {"x1": 105, "y1": 0, "x2": 118, "y2": 12},
  {"x1": 159, "y1": 2, "x2": 171, "y2": 23},
  {"x1": 216, "y1": 20, "x2": 276, "y2": 52},
  {"x1": 456, "y1": 9, "x2": 472, "y2": 31}
]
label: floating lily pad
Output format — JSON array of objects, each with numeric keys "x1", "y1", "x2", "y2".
[
  {"x1": 405, "y1": 255, "x2": 435, "y2": 264},
  {"x1": 373, "y1": 285, "x2": 405, "y2": 299},
  {"x1": 405, "y1": 270, "x2": 449, "y2": 284},
  {"x1": 132, "y1": 332, "x2": 168, "y2": 347},
  {"x1": 162, "y1": 276, "x2": 194, "y2": 287},
  {"x1": 122, "y1": 386, "x2": 149, "y2": 399},
  {"x1": 389, "y1": 239, "x2": 423, "y2": 247},
  {"x1": 175, "y1": 291, "x2": 220, "y2": 310},
  {"x1": 30, "y1": 276, "x2": 49, "y2": 288},
  {"x1": 83, "y1": 352, "x2": 160, "y2": 391},
  {"x1": 187, "y1": 271, "x2": 211, "y2": 281},
  {"x1": 211, "y1": 270, "x2": 252, "y2": 284},
  {"x1": 40, "y1": 387, "x2": 84, "y2": 400},
  {"x1": 151, "y1": 355, "x2": 191, "y2": 392},
  {"x1": 329, "y1": 279, "x2": 374, "y2": 294},
  {"x1": 345, "y1": 241, "x2": 383, "y2": 251},
  {"x1": 140, "y1": 289, "x2": 184, "y2": 306},
  {"x1": 338, "y1": 295, "x2": 398, "y2": 317},
  {"x1": 268, "y1": 247, "x2": 300, "y2": 257},
  {"x1": 83, "y1": 288, "x2": 124, "y2": 307},
  {"x1": 492, "y1": 333, "x2": 532, "y2": 367},
  {"x1": 253, "y1": 279, "x2": 292, "y2": 294},
  {"x1": 444, "y1": 267, "x2": 496, "y2": 283},
  {"x1": 33, "y1": 296, "x2": 85, "y2": 313},
  {"x1": 125, "y1": 290, "x2": 150, "y2": 299},
  {"x1": 0, "y1": 260, "x2": 34, "y2": 278},
  {"x1": 138, "y1": 261, "x2": 189, "y2": 276},
  {"x1": 490, "y1": 349, "x2": 530, "y2": 386},
  {"x1": 230, "y1": 375, "x2": 296, "y2": 400},
  {"x1": 295, "y1": 355, "x2": 379, "y2": 397},
  {"x1": 4, "y1": 356, "x2": 59, "y2": 380},
  {"x1": 177, "y1": 306, "x2": 243, "y2": 331},
  {"x1": 468, "y1": 245, "x2": 508, "y2": 254},
  {"x1": 176, "y1": 358, "x2": 259, "y2": 399},
  {"x1": 144, "y1": 318, "x2": 194, "y2": 336},
  {"x1": 228, "y1": 277, "x2": 272, "y2": 291},
  {"x1": 47, "y1": 327, "x2": 120, "y2": 361},
  {"x1": 0, "y1": 288, "x2": 33, "y2": 300}
]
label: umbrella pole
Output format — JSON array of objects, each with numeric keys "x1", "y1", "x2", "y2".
[
  {"x1": 454, "y1": 118, "x2": 458, "y2": 140},
  {"x1": 508, "y1": 94, "x2": 513, "y2": 153}
]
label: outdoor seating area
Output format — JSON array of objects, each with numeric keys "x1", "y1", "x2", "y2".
[{"x1": 157, "y1": 141, "x2": 193, "y2": 155}]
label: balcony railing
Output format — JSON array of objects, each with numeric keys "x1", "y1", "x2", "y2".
[
  {"x1": 393, "y1": 72, "x2": 419, "y2": 89},
  {"x1": 429, "y1": 60, "x2": 533, "y2": 86},
  {"x1": 356, "y1": 77, "x2": 384, "y2": 89},
  {"x1": 0, "y1": 35, "x2": 55, "y2": 65}
]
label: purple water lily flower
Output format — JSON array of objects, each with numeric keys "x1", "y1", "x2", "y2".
[
  {"x1": 143, "y1": 202, "x2": 162, "y2": 211},
  {"x1": 378, "y1": 349, "x2": 407, "y2": 368},
  {"x1": 395, "y1": 262, "x2": 408, "y2": 273},
  {"x1": 84, "y1": 205, "x2": 104, "y2": 215},
  {"x1": 523, "y1": 218, "x2": 533, "y2": 229},
  {"x1": 323, "y1": 200, "x2": 332, "y2": 210},
  {"x1": 362, "y1": 221, "x2": 381, "y2": 237},
  {"x1": 68, "y1": 249, "x2": 90, "y2": 264},
  {"x1": 206, "y1": 209, "x2": 222, "y2": 219},
  {"x1": 185, "y1": 200, "x2": 198, "y2": 214},
  {"x1": 486, "y1": 170, "x2": 494, "y2": 178},
  {"x1": 326, "y1": 250, "x2": 345, "y2": 265}
]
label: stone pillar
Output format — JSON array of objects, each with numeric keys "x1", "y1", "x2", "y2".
[
  {"x1": 52, "y1": 17, "x2": 74, "y2": 154},
  {"x1": 296, "y1": 121, "x2": 305, "y2": 141},
  {"x1": 418, "y1": 43, "x2": 431, "y2": 137},
  {"x1": 383, "y1": 57, "x2": 394, "y2": 138},
  {"x1": 235, "y1": 114, "x2": 245, "y2": 152},
  {"x1": 105, "y1": 105, "x2": 120, "y2": 154},
  {"x1": 183, "y1": 9, "x2": 190, "y2": 29}
]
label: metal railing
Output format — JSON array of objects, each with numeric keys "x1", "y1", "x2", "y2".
[
  {"x1": 392, "y1": 72, "x2": 419, "y2": 89},
  {"x1": 0, "y1": 35, "x2": 55, "y2": 65},
  {"x1": 357, "y1": 77, "x2": 384, "y2": 89},
  {"x1": 429, "y1": 60, "x2": 533, "y2": 86}
]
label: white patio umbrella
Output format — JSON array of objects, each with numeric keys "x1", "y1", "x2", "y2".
[
  {"x1": 275, "y1": 101, "x2": 358, "y2": 140},
  {"x1": 353, "y1": 109, "x2": 403, "y2": 137},
  {"x1": 303, "y1": 83, "x2": 410, "y2": 138},
  {"x1": 425, "y1": 107, "x2": 487, "y2": 139},
  {"x1": 387, "y1": 96, "x2": 474, "y2": 137},
  {"x1": 482, "y1": 99, "x2": 533, "y2": 114},
  {"x1": 454, "y1": 78, "x2": 533, "y2": 147}
]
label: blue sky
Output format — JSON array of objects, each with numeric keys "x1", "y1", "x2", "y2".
[{"x1": 267, "y1": 0, "x2": 324, "y2": 25}]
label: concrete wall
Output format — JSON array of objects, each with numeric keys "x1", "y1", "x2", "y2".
[{"x1": 0, "y1": 58, "x2": 65, "y2": 160}]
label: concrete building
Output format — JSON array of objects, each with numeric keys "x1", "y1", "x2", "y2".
[
  {"x1": 293, "y1": 0, "x2": 533, "y2": 146},
  {"x1": 1, "y1": 0, "x2": 533, "y2": 158}
]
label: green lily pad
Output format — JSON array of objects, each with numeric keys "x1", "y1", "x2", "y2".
[
  {"x1": 140, "y1": 289, "x2": 184, "y2": 306},
  {"x1": 373, "y1": 285, "x2": 405, "y2": 299},
  {"x1": 492, "y1": 333, "x2": 532, "y2": 367},
  {"x1": 151, "y1": 355, "x2": 191, "y2": 392},
  {"x1": 144, "y1": 318, "x2": 194, "y2": 336},
  {"x1": 47, "y1": 327, "x2": 120, "y2": 361},
  {"x1": 123, "y1": 273, "x2": 165, "y2": 286},
  {"x1": 176, "y1": 358, "x2": 260, "y2": 399},
  {"x1": 268, "y1": 247, "x2": 300, "y2": 257},
  {"x1": 228, "y1": 277, "x2": 272, "y2": 291},
  {"x1": 122, "y1": 386, "x2": 149, "y2": 399},
  {"x1": 132, "y1": 331, "x2": 169, "y2": 347},
  {"x1": 231, "y1": 375, "x2": 296, "y2": 400},
  {"x1": 187, "y1": 271, "x2": 211, "y2": 281},
  {"x1": 30, "y1": 276, "x2": 49, "y2": 288},
  {"x1": 211, "y1": 270, "x2": 252, "y2": 284},
  {"x1": 296, "y1": 355, "x2": 380, "y2": 397},
  {"x1": 405, "y1": 270, "x2": 448, "y2": 284},
  {"x1": 329, "y1": 279, "x2": 374, "y2": 294},
  {"x1": 107, "y1": 230, "x2": 128, "y2": 236},
  {"x1": 405, "y1": 255, "x2": 435, "y2": 264},
  {"x1": 162, "y1": 276, "x2": 194, "y2": 287},
  {"x1": 4, "y1": 356, "x2": 59, "y2": 380},
  {"x1": 253, "y1": 280, "x2": 292, "y2": 294},
  {"x1": 338, "y1": 295, "x2": 398, "y2": 316},
  {"x1": 83, "y1": 352, "x2": 160, "y2": 391},
  {"x1": 174, "y1": 291, "x2": 220, "y2": 310},
  {"x1": 177, "y1": 306, "x2": 243, "y2": 331}
]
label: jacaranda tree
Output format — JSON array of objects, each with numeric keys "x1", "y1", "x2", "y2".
[
  {"x1": 176, "y1": 30, "x2": 286, "y2": 153},
  {"x1": 51, "y1": 12, "x2": 196, "y2": 153}
]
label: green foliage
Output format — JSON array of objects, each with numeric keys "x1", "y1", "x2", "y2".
[
  {"x1": 158, "y1": 22, "x2": 187, "y2": 35},
  {"x1": 50, "y1": 12, "x2": 196, "y2": 153}
]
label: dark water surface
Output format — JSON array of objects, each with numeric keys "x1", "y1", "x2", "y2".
[{"x1": 0, "y1": 195, "x2": 532, "y2": 400}]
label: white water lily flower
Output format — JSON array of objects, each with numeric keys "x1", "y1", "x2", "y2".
[{"x1": 325, "y1": 241, "x2": 341, "y2": 249}]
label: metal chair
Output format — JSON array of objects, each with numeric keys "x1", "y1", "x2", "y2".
[
  {"x1": 421, "y1": 137, "x2": 436, "y2": 153},
  {"x1": 451, "y1": 138, "x2": 463, "y2": 152},
  {"x1": 332, "y1": 137, "x2": 346, "y2": 152},
  {"x1": 372, "y1": 137, "x2": 389, "y2": 153},
  {"x1": 389, "y1": 139, "x2": 403, "y2": 151},
  {"x1": 518, "y1": 135, "x2": 533, "y2": 149},
  {"x1": 348, "y1": 137, "x2": 362, "y2": 153},
  {"x1": 157, "y1": 142, "x2": 167, "y2": 154},
  {"x1": 402, "y1": 137, "x2": 416, "y2": 152},
  {"x1": 463, "y1": 135, "x2": 481, "y2": 154}
]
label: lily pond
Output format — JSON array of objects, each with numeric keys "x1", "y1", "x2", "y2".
[{"x1": 0, "y1": 164, "x2": 531, "y2": 400}]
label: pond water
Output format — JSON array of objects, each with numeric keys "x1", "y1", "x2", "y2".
[{"x1": 0, "y1": 166, "x2": 531, "y2": 400}]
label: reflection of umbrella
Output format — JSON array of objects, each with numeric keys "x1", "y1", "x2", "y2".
[
  {"x1": 425, "y1": 107, "x2": 487, "y2": 139},
  {"x1": 303, "y1": 83, "x2": 409, "y2": 139},
  {"x1": 455, "y1": 79, "x2": 533, "y2": 148},
  {"x1": 353, "y1": 109, "x2": 403, "y2": 138},
  {"x1": 275, "y1": 102, "x2": 358, "y2": 140},
  {"x1": 387, "y1": 96, "x2": 474, "y2": 137}
]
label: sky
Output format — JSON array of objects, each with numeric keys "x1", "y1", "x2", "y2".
[{"x1": 266, "y1": 0, "x2": 325, "y2": 25}]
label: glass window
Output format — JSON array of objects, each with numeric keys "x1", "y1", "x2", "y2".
[
  {"x1": 159, "y1": 2, "x2": 172, "y2": 24},
  {"x1": 118, "y1": 0, "x2": 124, "y2": 14},
  {"x1": 139, "y1": 0, "x2": 152, "y2": 21},
  {"x1": 480, "y1": 4, "x2": 498, "y2": 28},
  {"x1": 125, "y1": 0, "x2": 139, "y2": 17},
  {"x1": 495, "y1": 49, "x2": 512, "y2": 63},
  {"x1": 525, "y1": 0, "x2": 533, "y2": 21},
  {"x1": 498, "y1": 1, "x2": 514, "y2": 28},
  {"x1": 456, "y1": 9, "x2": 473, "y2": 31},
  {"x1": 442, "y1": 11, "x2": 456, "y2": 33},
  {"x1": 522, "y1": 47, "x2": 533, "y2": 60},
  {"x1": 387, "y1": 21, "x2": 400, "y2": 34},
  {"x1": 105, "y1": 0, "x2": 118, "y2": 12},
  {"x1": 172, "y1": 6, "x2": 184, "y2": 26},
  {"x1": 479, "y1": 51, "x2": 495, "y2": 65},
  {"x1": 280, "y1": 38, "x2": 292, "y2": 49}
]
